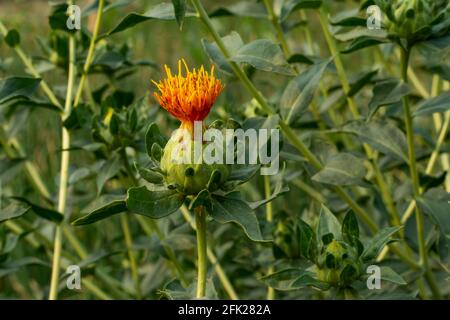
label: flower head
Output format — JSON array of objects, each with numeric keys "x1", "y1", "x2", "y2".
[{"x1": 152, "y1": 59, "x2": 223, "y2": 128}]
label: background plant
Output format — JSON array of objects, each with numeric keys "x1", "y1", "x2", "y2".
[{"x1": 0, "y1": 0, "x2": 448, "y2": 300}]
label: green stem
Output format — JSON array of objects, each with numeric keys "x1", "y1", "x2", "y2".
[
  {"x1": 180, "y1": 206, "x2": 239, "y2": 299},
  {"x1": 73, "y1": 0, "x2": 104, "y2": 107},
  {"x1": 195, "y1": 206, "x2": 207, "y2": 298},
  {"x1": 400, "y1": 46, "x2": 441, "y2": 300},
  {"x1": 263, "y1": 175, "x2": 275, "y2": 300},
  {"x1": 262, "y1": 0, "x2": 291, "y2": 57},
  {"x1": 49, "y1": 31, "x2": 76, "y2": 300},
  {"x1": 119, "y1": 148, "x2": 142, "y2": 298},
  {"x1": 120, "y1": 212, "x2": 142, "y2": 299}
]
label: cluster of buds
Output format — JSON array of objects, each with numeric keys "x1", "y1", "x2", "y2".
[
  {"x1": 315, "y1": 239, "x2": 363, "y2": 287},
  {"x1": 376, "y1": 0, "x2": 450, "y2": 42}
]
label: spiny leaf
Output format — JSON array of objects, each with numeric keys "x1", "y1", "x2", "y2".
[
  {"x1": 229, "y1": 39, "x2": 296, "y2": 76},
  {"x1": 362, "y1": 226, "x2": 402, "y2": 262},
  {"x1": 340, "y1": 120, "x2": 408, "y2": 162},
  {"x1": 283, "y1": 58, "x2": 332, "y2": 125},
  {"x1": 171, "y1": 0, "x2": 187, "y2": 30},
  {"x1": 210, "y1": 194, "x2": 269, "y2": 242},
  {"x1": 10, "y1": 197, "x2": 63, "y2": 223},
  {"x1": 126, "y1": 186, "x2": 185, "y2": 219},
  {"x1": 72, "y1": 201, "x2": 128, "y2": 226},
  {"x1": 312, "y1": 153, "x2": 367, "y2": 187},
  {"x1": 413, "y1": 90, "x2": 450, "y2": 116},
  {"x1": 0, "y1": 77, "x2": 41, "y2": 104},
  {"x1": 209, "y1": 1, "x2": 267, "y2": 19},
  {"x1": 109, "y1": 3, "x2": 196, "y2": 35},
  {"x1": 317, "y1": 205, "x2": 342, "y2": 243}
]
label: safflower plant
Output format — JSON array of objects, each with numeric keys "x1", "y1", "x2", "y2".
[
  {"x1": 73, "y1": 59, "x2": 286, "y2": 298},
  {"x1": 0, "y1": 0, "x2": 449, "y2": 301}
]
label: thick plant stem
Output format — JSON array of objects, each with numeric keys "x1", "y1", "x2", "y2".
[
  {"x1": 180, "y1": 206, "x2": 239, "y2": 300},
  {"x1": 195, "y1": 206, "x2": 207, "y2": 298},
  {"x1": 74, "y1": 0, "x2": 104, "y2": 107},
  {"x1": 48, "y1": 33, "x2": 76, "y2": 300},
  {"x1": 400, "y1": 47, "x2": 441, "y2": 300}
]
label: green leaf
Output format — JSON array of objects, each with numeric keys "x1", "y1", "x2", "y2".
[
  {"x1": 210, "y1": 194, "x2": 269, "y2": 242},
  {"x1": 92, "y1": 50, "x2": 126, "y2": 70},
  {"x1": 260, "y1": 268, "x2": 305, "y2": 291},
  {"x1": 145, "y1": 123, "x2": 167, "y2": 158},
  {"x1": 134, "y1": 162, "x2": 164, "y2": 184},
  {"x1": 247, "y1": 179, "x2": 289, "y2": 209},
  {"x1": 48, "y1": 3, "x2": 76, "y2": 33},
  {"x1": 280, "y1": 0, "x2": 322, "y2": 22},
  {"x1": 287, "y1": 53, "x2": 315, "y2": 65},
  {"x1": 368, "y1": 80, "x2": 410, "y2": 118},
  {"x1": 413, "y1": 91, "x2": 450, "y2": 116},
  {"x1": 171, "y1": 0, "x2": 187, "y2": 30},
  {"x1": 0, "y1": 203, "x2": 30, "y2": 223},
  {"x1": 0, "y1": 257, "x2": 50, "y2": 278},
  {"x1": 8, "y1": 99, "x2": 63, "y2": 112},
  {"x1": 312, "y1": 153, "x2": 367, "y2": 187},
  {"x1": 341, "y1": 120, "x2": 408, "y2": 162},
  {"x1": 202, "y1": 32, "x2": 244, "y2": 75},
  {"x1": 340, "y1": 264, "x2": 358, "y2": 284},
  {"x1": 362, "y1": 226, "x2": 402, "y2": 262},
  {"x1": 317, "y1": 205, "x2": 342, "y2": 244},
  {"x1": 416, "y1": 196, "x2": 450, "y2": 236},
  {"x1": 341, "y1": 36, "x2": 386, "y2": 54},
  {"x1": 342, "y1": 210, "x2": 360, "y2": 242},
  {"x1": 96, "y1": 155, "x2": 121, "y2": 194},
  {"x1": 188, "y1": 189, "x2": 211, "y2": 211},
  {"x1": 109, "y1": 3, "x2": 196, "y2": 35},
  {"x1": 291, "y1": 273, "x2": 330, "y2": 290},
  {"x1": 63, "y1": 103, "x2": 91, "y2": 128},
  {"x1": 417, "y1": 196, "x2": 449, "y2": 258},
  {"x1": 0, "y1": 77, "x2": 41, "y2": 104},
  {"x1": 10, "y1": 197, "x2": 63, "y2": 223},
  {"x1": 348, "y1": 69, "x2": 379, "y2": 97},
  {"x1": 380, "y1": 266, "x2": 407, "y2": 285},
  {"x1": 210, "y1": 1, "x2": 267, "y2": 19},
  {"x1": 229, "y1": 39, "x2": 296, "y2": 76},
  {"x1": 282, "y1": 58, "x2": 331, "y2": 124},
  {"x1": 298, "y1": 219, "x2": 317, "y2": 260},
  {"x1": 72, "y1": 200, "x2": 128, "y2": 226},
  {"x1": 0, "y1": 157, "x2": 25, "y2": 184},
  {"x1": 4, "y1": 29, "x2": 20, "y2": 47},
  {"x1": 330, "y1": 9, "x2": 366, "y2": 27},
  {"x1": 126, "y1": 186, "x2": 185, "y2": 219}
]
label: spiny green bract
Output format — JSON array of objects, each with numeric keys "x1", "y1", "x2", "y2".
[{"x1": 160, "y1": 129, "x2": 230, "y2": 195}]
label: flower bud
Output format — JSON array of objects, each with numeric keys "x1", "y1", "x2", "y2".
[{"x1": 160, "y1": 128, "x2": 230, "y2": 195}]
